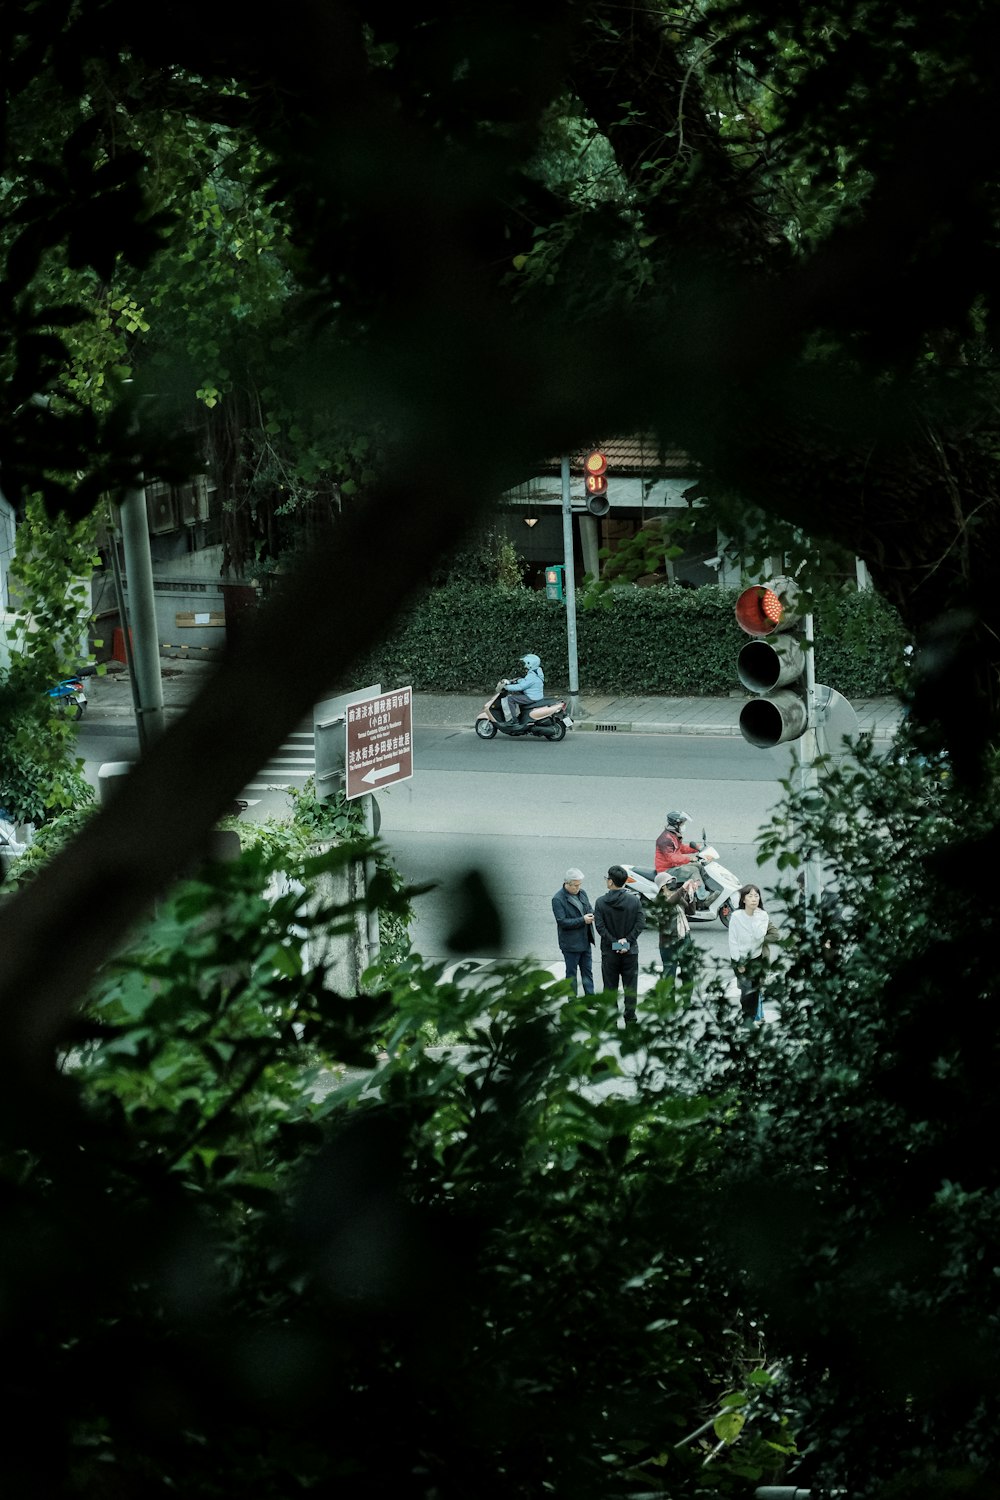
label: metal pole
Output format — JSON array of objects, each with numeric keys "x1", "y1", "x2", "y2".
[
  {"x1": 362, "y1": 794, "x2": 380, "y2": 970},
  {"x1": 0, "y1": 485, "x2": 15, "y2": 613},
  {"x1": 108, "y1": 527, "x2": 146, "y2": 748},
  {"x1": 578, "y1": 512, "x2": 600, "y2": 582},
  {"x1": 559, "y1": 456, "x2": 581, "y2": 719},
  {"x1": 795, "y1": 610, "x2": 824, "y2": 909},
  {"x1": 118, "y1": 484, "x2": 166, "y2": 746}
]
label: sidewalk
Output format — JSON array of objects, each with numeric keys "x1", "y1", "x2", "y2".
[{"x1": 82, "y1": 658, "x2": 905, "y2": 741}]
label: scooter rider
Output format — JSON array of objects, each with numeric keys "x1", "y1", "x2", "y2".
[
  {"x1": 503, "y1": 652, "x2": 544, "y2": 723},
  {"x1": 654, "y1": 810, "x2": 702, "y2": 885}
]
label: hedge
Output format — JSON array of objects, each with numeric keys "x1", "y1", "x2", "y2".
[{"x1": 356, "y1": 583, "x2": 907, "y2": 699}]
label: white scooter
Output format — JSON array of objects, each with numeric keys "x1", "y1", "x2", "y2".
[{"x1": 621, "y1": 839, "x2": 743, "y2": 927}]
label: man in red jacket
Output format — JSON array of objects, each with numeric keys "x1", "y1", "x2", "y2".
[{"x1": 654, "y1": 810, "x2": 702, "y2": 883}]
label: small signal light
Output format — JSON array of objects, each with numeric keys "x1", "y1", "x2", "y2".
[{"x1": 582, "y1": 450, "x2": 611, "y2": 517}]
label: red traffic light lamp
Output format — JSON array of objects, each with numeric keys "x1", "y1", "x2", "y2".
[
  {"x1": 734, "y1": 577, "x2": 809, "y2": 747},
  {"x1": 584, "y1": 450, "x2": 607, "y2": 491},
  {"x1": 734, "y1": 582, "x2": 792, "y2": 635},
  {"x1": 583, "y1": 450, "x2": 610, "y2": 517}
]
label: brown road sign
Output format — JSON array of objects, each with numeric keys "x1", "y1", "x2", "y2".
[{"x1": 345, "y1": 687, "x2": 413, "y2": 800}]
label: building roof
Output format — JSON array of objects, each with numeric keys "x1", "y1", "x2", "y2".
[{"x1": 542, "y1": 437, "x2": 693, "y2": 475}]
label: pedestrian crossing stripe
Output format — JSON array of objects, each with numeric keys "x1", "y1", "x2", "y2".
[{"x1": 244, "y1": 732, "x2": 316, "y2": 791}]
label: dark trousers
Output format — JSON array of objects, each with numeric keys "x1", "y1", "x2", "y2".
[
  {"x1": 733, "y1": 963, "x2": 765, "y2": 1023},
  {"x1": 561, "y1": 946, "x2": 594, "y2": 995},
  {"x1": 658, "y1": 934, "x2": 692, "y2": 975},
  {"x1": 601, "y1": 949, "x2": 640, "y2": 1020}
]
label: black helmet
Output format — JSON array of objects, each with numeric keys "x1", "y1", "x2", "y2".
[{"x1": 666, "y1": 810, "x2": 689, "y2": 830}]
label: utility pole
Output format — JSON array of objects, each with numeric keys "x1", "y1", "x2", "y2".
[
  {"x1": 116, "y1": 477, "x2": 165, "y2": 749},
  {"x1": 0, "y1": 483, "x2": 14, "y2": 616},
  {"x1": 793, "y1": 612, "x2": 824, "y2": 909},
  {"x1": 559, "y1": 456, "x2": 581, "y2": 720}
]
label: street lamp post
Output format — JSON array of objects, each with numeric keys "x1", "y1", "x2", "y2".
[{"x1": 559, "y1": 456, "x2": 581, "y2": 720}]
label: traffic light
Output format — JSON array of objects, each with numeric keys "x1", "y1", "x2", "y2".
[
  {"x1": 544, "y1": 564, "x2": 565, "y2": 602},
  {"x1": 583, "y1": 450, "x2": 610, "y2": 517},
  {"x1": 734, "y1": 577, "x2": 809, "y2": 747}
]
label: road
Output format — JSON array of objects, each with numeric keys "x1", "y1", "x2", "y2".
[
  {"x1": 77, "y1": 720, "x2": 792, "y2": 982},
  {"x1": 375, "y1": 726, "x2": 790, "y2": 977}
]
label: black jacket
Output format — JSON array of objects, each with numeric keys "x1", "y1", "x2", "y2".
[
  {"x1": 593, "y1": 887, "x2": 646, "y2": 953},
  {"x1": 551, "y1": 886, "x2": 595, "y2": 952}
]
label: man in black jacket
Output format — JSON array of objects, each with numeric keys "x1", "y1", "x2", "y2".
[
  {"x1": 551, "y1": 867, "x2": 596, "y2": 995},
  {"x1": 594, "y1": 865, "x2": 646, "y2": 1025}
]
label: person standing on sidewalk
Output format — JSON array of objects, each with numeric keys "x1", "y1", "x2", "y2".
[
  {"x1": 594, "y1": 865, "x2": 646, "y2": 1024},
  {"x1": 551, "y1": 867, "x2": 596, "y2": 995},
  {"x1": 728, "y1": 883, "x2": 779, "y2": 1025},
  {"x1": 653, "y1": 872, "x2": 698, "y2": 977}
]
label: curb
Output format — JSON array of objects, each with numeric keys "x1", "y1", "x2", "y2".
[
  {"x1": 574, "y1": 719, "x2": 742, "y2": 737},
  {"x1": 572, "y1": 720, "x2": 898, "y2": 740}
]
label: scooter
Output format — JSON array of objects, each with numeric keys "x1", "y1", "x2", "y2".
[
  {"x1": 621, "y1": 839, "x2": 743, "y2": 927},
  {"x1": 47, "y1": 676, "x2": 88, "y2": 720},
  {"x1": 475, "y1": 681, "x2": 573, "y2": 742}
]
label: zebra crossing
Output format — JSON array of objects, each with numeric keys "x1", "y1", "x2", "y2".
[{"x1": 244, "y1": 727, "x2": 316, "y2": 791}]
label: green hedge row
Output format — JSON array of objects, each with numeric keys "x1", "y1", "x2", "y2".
[{"x1": 358, "y1": 583, "x2": 906, "y2": 699}]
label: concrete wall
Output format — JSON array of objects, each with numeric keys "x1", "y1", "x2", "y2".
[
  {"x1": 149, "y1": 542, "x2": 228, "y2": 582},
  {"x1": 124, "y1": 578, "x2": 228, "y2": 655},
  {"x1": 107, "y1": 549, "x2": 233, "y2": 657}
]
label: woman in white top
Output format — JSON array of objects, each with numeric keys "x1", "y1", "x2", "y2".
[{"x1": 728, "y1": 883, "x2": 776, "y2": 1024}]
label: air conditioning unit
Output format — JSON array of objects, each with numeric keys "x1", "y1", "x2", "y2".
[
  {"x1": 177, "y1": 475, "x2": 209, "y2": 525},
  {"x1": 145, "y1": 482, "x2": 177, "y2": 535}
]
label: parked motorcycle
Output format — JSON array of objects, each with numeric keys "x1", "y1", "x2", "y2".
[
  {"x1": 475, "y1": 680, "x2": 572, "y2": 742},
  {"x1": 47, "y1": 676, "x2": 88, "y2": 720},
  {"x1": 621, "y1": 839, "x2": 743, "y2": 927}
]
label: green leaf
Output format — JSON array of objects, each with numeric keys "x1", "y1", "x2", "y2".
[{"x1": 713, "y1": 1410, "x2": 746, "y2": 1444}]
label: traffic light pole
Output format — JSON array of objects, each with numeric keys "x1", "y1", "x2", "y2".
[
  {"x1": 793, "y1": 612, "x2": 824, "y2": 909},
  {"x1": 559, "y1": 456, "x2": 581, "y2": 719}
]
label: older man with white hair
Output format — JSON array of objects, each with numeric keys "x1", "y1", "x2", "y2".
[{"x1": 550, "y1": 866, "x2": 596, "y2": 995}]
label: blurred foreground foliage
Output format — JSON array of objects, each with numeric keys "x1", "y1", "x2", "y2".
[
  {"x1": 708, "y1": 730, "x2": 1000, "y2": 1498},
  {"x1": 2, "y1": 841, "x2": 799, "y2": 1498},
  {"x1": 3, "y1": 0, "x2": 1000, "y2": 1495},
  {"x1": 7, "y1": 719, "x2": 999, "y2": 1497}
]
